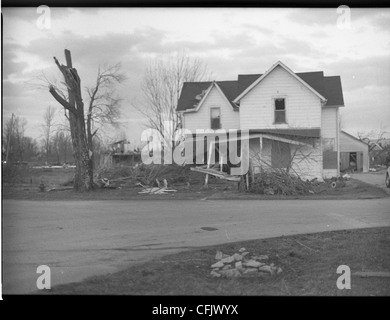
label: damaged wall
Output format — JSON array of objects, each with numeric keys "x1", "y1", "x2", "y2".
[{"x1": 249, "y1": 136, "x2": 323, "y2": 181}]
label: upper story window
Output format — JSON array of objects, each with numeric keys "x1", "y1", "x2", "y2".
[
  {"x1": 274, "y1": 98, "x2": 286, "y2": 124},
  {"x1": 210, "y1": 107, "x2": 221, "y2": 129}
]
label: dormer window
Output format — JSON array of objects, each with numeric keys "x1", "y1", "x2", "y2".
[
  {"x1": 274, "y1": 98, "x2": 286, "y2": 124},
  {"x1": 210, "y1": 107, "x2": 221, "y2": 129}
]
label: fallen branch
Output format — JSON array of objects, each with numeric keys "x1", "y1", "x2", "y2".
[
  {"x1": 47, "y1": 186, "x2": 74, "y2": 192},
  {"x1": 190, "y1": 167, "x2": 241, "y2": 182},
  {"x1": 295, "y1": 240, "x2": 317, "y2": 252},
  {"x1": 353, "y1": 271, "x2": 390, "y2": 278}
]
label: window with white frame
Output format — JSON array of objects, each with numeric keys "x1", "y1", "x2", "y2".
[
  {"x1": 274, "y1": 98, "x2": 286, "y2": 124},
  {"x1": 210, "y1": 107, "x2": 221, "y2": 129}
]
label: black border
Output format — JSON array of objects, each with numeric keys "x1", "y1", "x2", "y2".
[{"x1": 1, "y1": 0, "x2": 389, "y2": 8}]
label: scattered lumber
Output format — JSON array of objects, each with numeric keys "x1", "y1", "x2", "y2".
[
  {"x1": 353, "y1": 271, "x2": 390, "y2": 278},
  {"x1": 47, "y1": 186, "x2": 74, "y2": 192},
  {"x1": 190, "y1": 167, "x2": 241, "y2": 182},
  {"x1": 136, "y1": 179, "x2": 177, "y2": 194}
]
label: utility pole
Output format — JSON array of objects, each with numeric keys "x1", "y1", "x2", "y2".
[{"x1": 5, "y1": 113, "x2": 15, "y2": 164}]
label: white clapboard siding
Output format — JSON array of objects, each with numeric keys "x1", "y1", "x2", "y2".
[
  {"x1": 321, "y1": 107, "x2": 339, "y2": 178},
  {"x1": 183, "y1": 86, "x2": 240, "y2": 132},
  {"x1": 321, "y1": 108, "x2": 337, "y2": 138},
  {"x1": 239, "y1": 65, "x2": 322, "y2": 130},
  {"x1": 290, "y1": 141, "x2": 323, "y2": 181}
]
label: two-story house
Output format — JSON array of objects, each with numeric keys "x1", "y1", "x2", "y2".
[{"x1": 177, "y1": 61, "x2": 344, "y2": 181}]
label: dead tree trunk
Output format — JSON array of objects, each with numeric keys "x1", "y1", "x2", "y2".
[{"x1": 49, "y1": 49, "x2": 94, "y2": 191}]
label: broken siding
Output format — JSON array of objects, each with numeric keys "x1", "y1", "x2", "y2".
[
  {"x1": 290, "y1": 140, "x2": 323, "y2": 181},
  {"x1": 321, "y1": 107, "x2": 338, "y2": 177},
  {"x1": 249, "y1": 138, "x2": 272, "y2": 173},
  {"x1": 249, "y1": 137, "x2": 323, "y2": 180},
  {"x1": 239, "y1": 65, "x2": 322, "y2": 130},
  {"x1": 183, "y1": 86, "x2": 240, "y2": 132}
]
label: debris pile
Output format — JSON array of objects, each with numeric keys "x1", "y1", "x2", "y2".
[
  {"x1": 137, "y1": 179, "x2": 177, "y2": 195},
  {"x1": 249, "y1": 171, "x2": 318, "y2": 195},
  {"x1": 324, "y1": 176, "x2": 347, "y2": 189},
  {"x1": 249, "y1": 170, "x2": 349, "y2": 195},
  {"x1": 210, "y1": 248, "x2": 282, "y2": 278}
]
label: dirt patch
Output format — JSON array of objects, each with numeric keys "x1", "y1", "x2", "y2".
[{"x1": 39, "y1": 227, "x2": 390, "y2": 296}]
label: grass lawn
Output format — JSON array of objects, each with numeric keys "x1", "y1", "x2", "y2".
[{"x1": 41, "y1": 227, "x2": 390, "y2": 296}]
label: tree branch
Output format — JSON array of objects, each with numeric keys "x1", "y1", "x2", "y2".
[{"x1": 49, "y1": 85, "x2": 77, "y2": 114}]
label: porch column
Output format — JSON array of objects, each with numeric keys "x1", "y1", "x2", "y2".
[{"x1": 259, "y1": 134, "x2": 263, "y2": 173}]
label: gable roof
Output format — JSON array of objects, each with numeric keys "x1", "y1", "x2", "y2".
[
  {"x1": 341, "y1": 130, "x2": 368, "y2": 144},
  {"x1": 177, "y1": 61, "x2": 345, "y2": 112},
  {"x1": 177, "y1": 81, "x2": 238, "y2": 112},
  {"x1": 234, "y1": 61, "x2": 327, "y2": 103},
  {"x1": 323, "y1": 76, "x2": 344, "y2": 106}
]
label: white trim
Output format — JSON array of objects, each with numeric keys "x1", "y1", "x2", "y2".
[
  {"x1": 233, "y1": 61, "x2": 327, "y2": 104},
  {"x1": 272, "y1": 95, "x2": 288, "y2": 125},
  {"x1": 181, "y1": 81, "x2": 236, "y2": 114},
  {"x1": 261, "y1": 134, "x2": 313, "y2": 147},
  {"x1": 336, "y1": 108, "x2": 340, "y2": 176},
  {"x1": 323, "y1": 104, "x2": 344, "y2": 108},
  {"x1": 210, "y1": 106, "x2": 222, "y2": 129}
]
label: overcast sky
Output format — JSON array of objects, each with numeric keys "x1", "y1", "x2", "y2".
[{"x1": 2, "y1": 7, "x2": 390, "y2": 146}]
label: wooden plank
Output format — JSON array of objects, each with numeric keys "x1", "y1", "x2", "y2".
[
  {"x1": 353, "y1": 271, "x2": 390, "y2": 278},
  {"x1": 205, "y1": 141, "x2": 214, "y2": 186},
  {"x1": 191, "y1": 167, "x2": 241, "y2": 182},
  {"x1": 262, "y1": 134, "x2": 311, "y2": 146}
]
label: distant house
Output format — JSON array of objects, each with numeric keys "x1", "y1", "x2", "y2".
[
  {"x1": 177, "y1": 61, "x2": 345, "y2": 181},
  {"x1": 340, "y1": 131, "x2": 369, "y2": 172},
  {"x1": 100, "y1": 139, "x2": 141, "y2": 166}
]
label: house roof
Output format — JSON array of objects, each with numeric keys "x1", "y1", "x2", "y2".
[
  {"x1": 233, "y1": 61, "x2": 327, "y2": 104},
  {"x1": 177, "y1": 81, "x2": 239, "y2": 111},
  {"x1": 177, "y1": 63, "x2": 345, "y2": 112},
  {"x1": 341, "y1": 130, "x2": 368, "y2": 145}
]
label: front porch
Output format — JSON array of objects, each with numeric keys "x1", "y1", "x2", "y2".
[{"x1": 184, "y1": 129, "x2": 323, "y2": 182}]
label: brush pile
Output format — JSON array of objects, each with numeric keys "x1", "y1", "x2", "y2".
[{"x1": 249, "y1": 171, "x2": 318, "y2": 195}]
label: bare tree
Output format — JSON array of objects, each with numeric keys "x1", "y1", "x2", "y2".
[
  {"x1": 49, "y1": 50, "x2": 94, "y2": 191},
  {"x1": 135, "y1": 52, "x2": 210, "y2": 144},
  {"x1": 41, "y1": 105, "x2": 57, "y2": 162},
  {"x1": 358, "y1": 127, "x2": 389, "y2": 153},
  {"x1": 52, "y1": 130, "x2": 72, "y2": 164},
  {"x1": 3, "y1": 115, "x2": 28, "y2": 163},
  {"x1": 85, "y1": 63, "x2": 125, "y2": 168},
  {"x1": 48, "y1": 50, "x2": 125, "y2": 191},
  {"x1": 358, "y1": 126, "x2": 390, "y2": 165}
]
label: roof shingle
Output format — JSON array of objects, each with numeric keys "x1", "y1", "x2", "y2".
[{"x1": 177, "y1": 68, "x2": 344, "y2": 111}]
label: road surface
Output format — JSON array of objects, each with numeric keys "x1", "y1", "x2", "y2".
[{"x1": 3, "y1": 199, "x2": 390, "y2": 294}]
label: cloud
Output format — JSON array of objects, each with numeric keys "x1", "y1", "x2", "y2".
[
  {"x1": 287, "y1": 8, "x2": 390, "y2": 32},
  {"x1": 2, "y1": 43, "x2": 29, "y2": 80},
  {"x1": 2, "y1": 7, "x2": 389, "y2": 140},
  {"x1": 241, "y1": 23, "x2": 275, "y2": 35},
  {"x1": 323, "y1": 55, "x2": 390, "y2": 91}
]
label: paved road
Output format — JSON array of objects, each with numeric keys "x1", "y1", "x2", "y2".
[{"x1": 3, "y1": 199, "x2": 390, "y2": 294}]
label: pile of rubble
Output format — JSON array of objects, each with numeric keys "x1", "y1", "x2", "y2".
[
  {"x1": 249, "y1": 171, "x2": 317, "y2": 195},
  {"x1": 210, "y1": 248, "x2": 282, "y2": 278}
]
